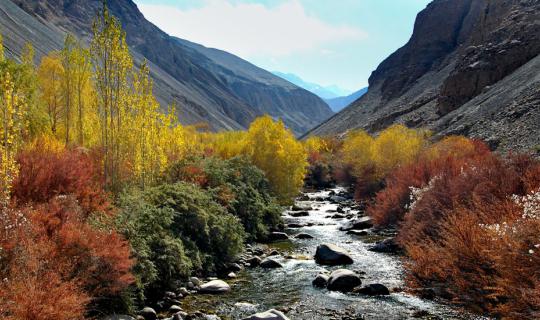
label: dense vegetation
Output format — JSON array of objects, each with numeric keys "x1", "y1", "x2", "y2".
[
  {"x1": 1, "y1": 3, "x2": 538, "y2": 320},
  {"x1": 324, "y1": 127, "x2": 540, "y2": 318},
  {"x1": 0, "y1": 5, "x2": 311, "y2": 319}
]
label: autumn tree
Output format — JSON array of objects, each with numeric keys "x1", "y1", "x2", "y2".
[
  {"x1": 91, "y1": 4, "x2": 133, "y2": 192},
  {"x1": 0, "y1": 37, "x2": 29, "y2": 203},
  {"x1": 244, "y1": 115, "x2": 307, "y2": 204},
  {"x1": 38, "y1": 52, "x2": 64, "y2": 135}
]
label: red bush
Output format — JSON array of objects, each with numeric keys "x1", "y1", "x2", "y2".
[
  {"x1": 0, "y1": 198, "x2": 134, "y2": 319},
  {"x1": 368, "y1": 137, "x2": 490, "y2": 226},
  {"x1": 396, "y1": 153, "x2": 540, "y2": 317},
  {"x1": 12, "y1": 143, "x2": 111, "y2": 216}
]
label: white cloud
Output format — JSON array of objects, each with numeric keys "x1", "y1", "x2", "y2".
[{"x1": 137, "y1": 0, "x2": 367, "y2": 58}]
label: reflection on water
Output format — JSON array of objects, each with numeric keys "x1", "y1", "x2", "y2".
[{"x1": 182, "y1": 188, "x2": 488, "y2": 320}]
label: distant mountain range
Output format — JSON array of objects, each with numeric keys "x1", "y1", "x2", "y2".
[
  {"x1": 324, "y1": 87, "x2": 368, "y2": 112},
  {"x1": 307, "y1": 0, "x2": 540, "y2": 152},
  {"x1": 272, "y1": 72, "x2": 352, "y2": 100},
  {"x1": 3, "y1": 0, "x2": 333, "y2": 135}
]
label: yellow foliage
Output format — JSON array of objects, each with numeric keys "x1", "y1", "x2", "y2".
[
  {"x1": 0, "y1": 71, "x2": 27, "y2": 203},
  {"x1": 372, "y1": 124, "x2": 428, "y2": 178},
  {"x1": 244, "y1": 115, "x2": 307, "y2": 204},
  {"x1": 341, "y1": 125, "x2": 428, "y2": 182},
  {"x1": 303, "y1": 136, "x2": 328, "y2": 154}
]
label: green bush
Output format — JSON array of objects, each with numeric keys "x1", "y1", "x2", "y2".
[
  {"x1": 164, "y1": 156, "x2": 282, "y2": 241},
  {"x1": 116, "y1": 182, "x2": 245, "y2": 298}
]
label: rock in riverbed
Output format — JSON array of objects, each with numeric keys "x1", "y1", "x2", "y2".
[
  {"x1": 139, "y1": 307, "x2": 157, "y2": 320},
  {"x1": 340, "y1": 216, "x2": 373, "y2": 231},
  {"x1": 295, "y1": 233, "x2": 313, "y2": 239},
  {"x1": 353, "y1": 283, "x2": 390, "y2": 296},
  {"x1": 246, "y1": 256, "x2": 262, "y2": 267},
  {"x1": 289, "y1": 211, "x2": 309, "y2": 217},
  {"x1": 327, "y1": 269, "x2": 362, "y2": 292},
  {"x1": 198, "y1": 280, "x2": 231, "y2": 294},
  {"x1": 243, "y1": 309, "x2": 290, "y2": 320},
  {"x1": 369, "y1": 238, "x2": 401, "y2": 254},
  {"x1": 314, "y1": 243, "x2": 354, "y2": 265},
  {"x1": 268, "y1": 232, "x2": 289, "y2": 241},
  {"x1": 260, "y1": 258, "x2": 283, "y2": 268},
  {"x1": 312, "y1": 273, "x2": 329, "y2": 288}
]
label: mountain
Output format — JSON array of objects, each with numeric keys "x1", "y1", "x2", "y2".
[
  {"x1": 3, "y1": 0, "x2": 333, "y2": 135},
  {"x1": 272, "y1": 71, "x2": 350, "y2": 99},
  {"x1": 324, "y1": 87, "x2": 368, "y2": 112},
  {"x1": 307, "y1": 0, "x2": 540, "y2": 152}
]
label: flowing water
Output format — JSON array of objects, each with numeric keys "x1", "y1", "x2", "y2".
[{"x1": 182, "y1": 188, "x2": 487, "y2": 320}]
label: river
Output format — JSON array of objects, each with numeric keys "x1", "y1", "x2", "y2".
[{"x1": 182, "y1": 188, "x2": 487, "y2": 320}]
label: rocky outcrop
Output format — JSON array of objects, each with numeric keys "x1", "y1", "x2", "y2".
[
  {"x1": 306, "y1": 0, "x2": 540, "y2": 153},
  {"x1": 6, "y1": 0, "x2": 333, "y2": 135}
]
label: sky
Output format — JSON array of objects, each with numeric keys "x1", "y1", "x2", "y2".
[{"x1": 134, "y1": 0, "x2": 432, "y2": 94}]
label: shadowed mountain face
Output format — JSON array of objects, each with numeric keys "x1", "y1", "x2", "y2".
[
  {"x1": 308, "y1": 0, "x2": 540, "y2": 152},
  {"x1": 5, "y1": 0, "x2": 333, "y2": 135}
]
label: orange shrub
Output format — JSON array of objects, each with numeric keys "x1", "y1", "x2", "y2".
[
  {"x1": 12, "y1": 141, "x2": 111, "y2": 216},
  {"x1": 398, "y1": 153, "x2": 540, "y2": 318},
  {"x1": 368, "y1": 137, "x2": 489, "y2": 226}
]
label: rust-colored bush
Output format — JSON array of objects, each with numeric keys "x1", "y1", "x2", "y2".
[
  {"x1": 0, "y1": 198, "x2": 134, "y2": 319},
  {"x1": 12, "y1": 142, "x2": 111, "y2": 216},
  {"x1": 368, "y1": 137, "x2": 489, "y2": 226},
  {"x1": 397, "y1": 152, "x2": 540, "y2": 318}
]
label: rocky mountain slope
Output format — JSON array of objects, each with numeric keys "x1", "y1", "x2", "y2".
[
  {"x1": 4, "y1": 0, "x2": 333, "y2": 135},
  {"x1": 307, "y1": 0, "x2": 540, "y2": 152},
  {"x1": 325, "y1": 87, "x2": 368, "y2": 112}
]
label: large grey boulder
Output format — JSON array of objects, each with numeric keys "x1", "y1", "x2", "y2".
[
  {"x1": 327, "y1": 269, "x2": 362, "y2": 292},
  {"x1": 314, "y1": 243, "x2": 354, "y2": 265},
  {"x1": 199, "y1": 280, "x2": 231, "y2": 294},
  {"x1": 243, "y1": 309, "x2": 290, "y2": 320}
]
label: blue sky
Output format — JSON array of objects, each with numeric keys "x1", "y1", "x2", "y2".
[{"x1": 134, "y1": 0, "x2": 432, "y2": 93}]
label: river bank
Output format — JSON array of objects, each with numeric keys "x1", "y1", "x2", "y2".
[{"x1": 164, "y1": 187, "x2": 484, "y2": 320}]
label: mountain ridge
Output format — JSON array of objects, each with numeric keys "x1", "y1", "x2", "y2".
[
  {"x1": 307, "y1": 0, "x2": 540, "y2": 152},
  {"x1": 5, "y1": 0, "x2": 333, "y2": 135}
]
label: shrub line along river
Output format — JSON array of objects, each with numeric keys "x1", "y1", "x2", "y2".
[{"x1": 182, "y1": 188, "x2": 487, "y2": 320}]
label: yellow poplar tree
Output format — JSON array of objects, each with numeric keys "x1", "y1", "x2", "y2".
[
  {"x1": 91, "y1": 4, "x2": 133, "y2": 192},
  {"x1": 244, "y1": 115, "x2": 307, "y2": 204},
  {"x1": 37, "y1": 52, "x2": 64, "y2": 135},
  {"x1": 0, "y1": 71, "x2": 27, "y2": 203}
]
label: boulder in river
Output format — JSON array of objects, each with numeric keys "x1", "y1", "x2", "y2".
[
  {"x1": 327, "y1": 269, "x2": 362, "y2": 292},
  {"x1": 198, "y1": 280, "x2": 231, "y2": 294},
  {"x1": 312, "y1": 273, "x2": 329, "y2": 288},
  {"x1": 330, "y1": 195, "x2": 347, "y2": 203},
  {"x1": 314, "y1": 243, "x2": 354, "y2": 265},
  {"x1": 295, "y1": 233, "x2": 314, "y2": 239},
  {"x1": 289, "y1": 211, "x2": 309, "y2": 217},
  {"x1": 291, "y1": 204, "x2": 312, "y2": 211},
  {"x1": 260, "y1": 258, "x2": 283, "y2": 268},
  {"x1": 243, "y1": 309, "x2": 290, "y2": 320},
  {"x1": 353, "y1": 283, "x2": 390, "y2": 296},
  {"x1": 287, "y1": 223, "x2": 304, "y2": 228},
  {"x1": 340, "y1": 216, "x2": 373, "y2": 231},
  {"x1": 246, "y1": 256, "x2": 262, "y2": 267},
  {"x1": 139, "y1": 307, "x2": 157, "y2": 320},
  {"x1": 268, "y1": 232, "x2": 289, "y2": 241},
  {"x1": 346, "y1": 229, "x2": 368, "y2": 236},
  {"x1": 369, "y1": 238, "x2": 401, "y2": 254}
]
